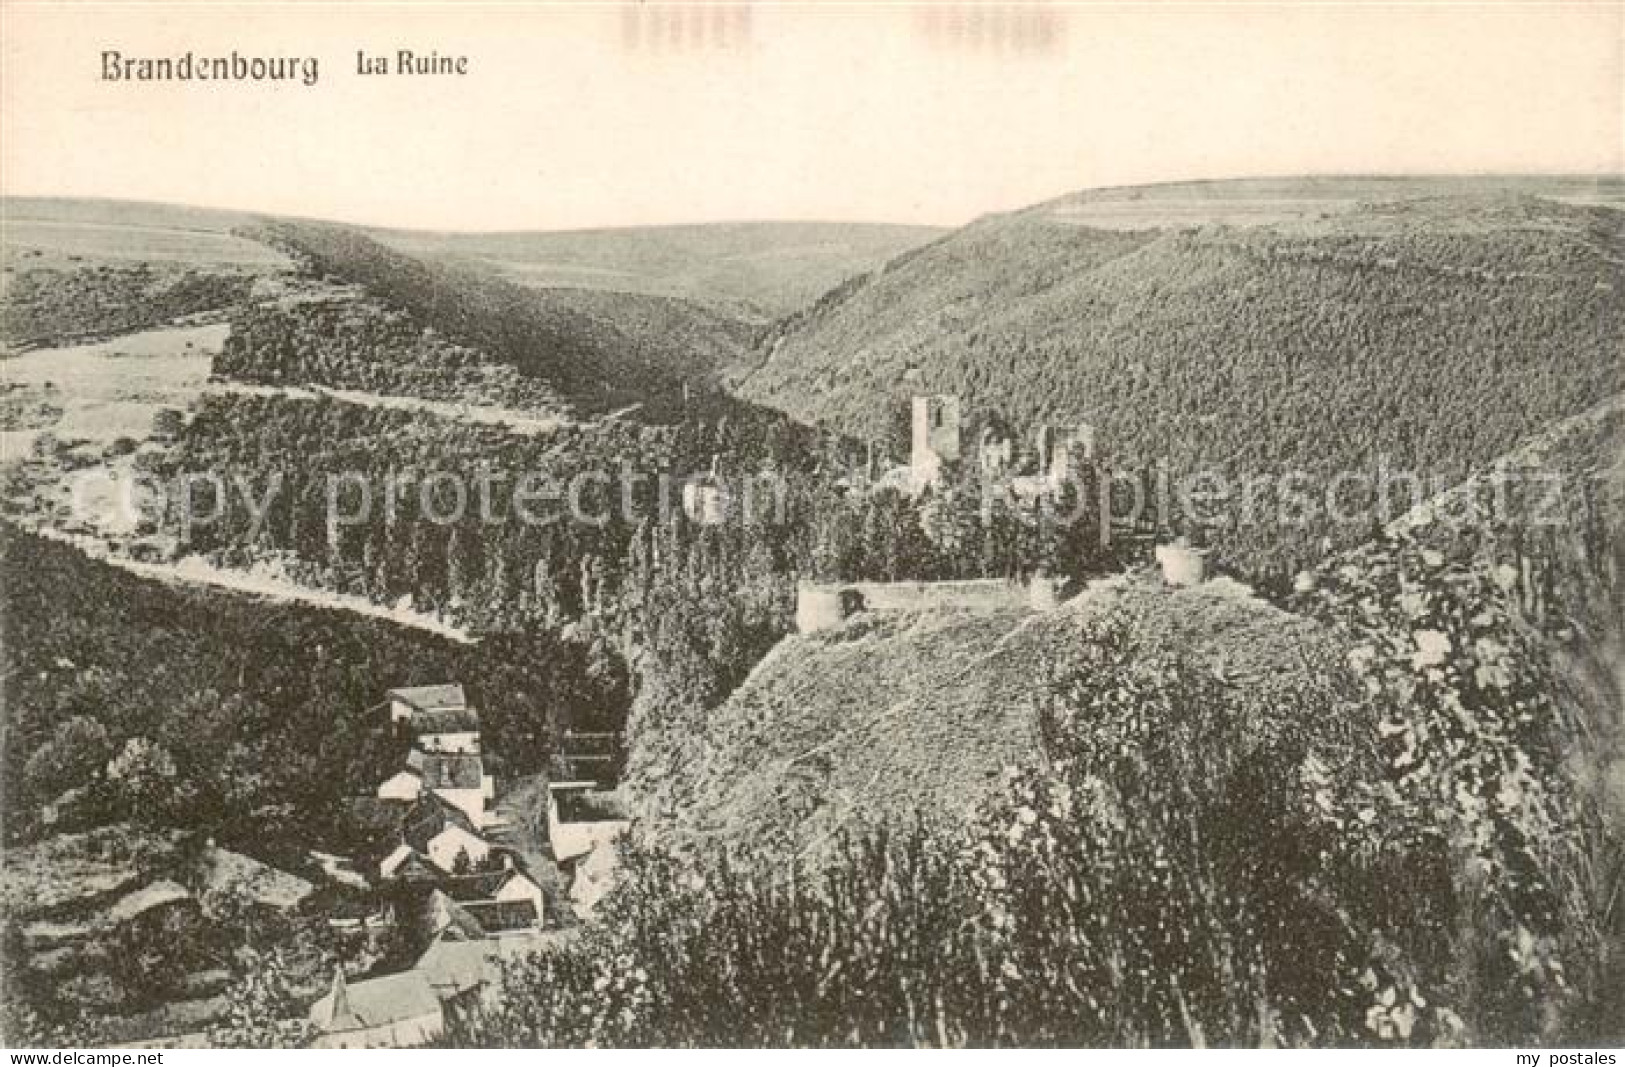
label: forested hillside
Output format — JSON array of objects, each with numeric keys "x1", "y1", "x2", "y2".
[
  {"x1": 738, "y1": 194, "x2": 1625, "y2": 576},
  {"x1": 0, "y1": 525, "x2": 626, "y2": 852},
  {"x1": 248, "y1": 223, "x2": 756, "y2": 413},
  {"x1": 1, "y1": 264, "x2": 259, "y2": 350},
  {"x1": 215, "y1": 294, "x2": 572, "y2": 413}
]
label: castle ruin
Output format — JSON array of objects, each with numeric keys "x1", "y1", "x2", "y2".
[{"x1": 909, "y1": 395, "x2": 961, "y2": 486}]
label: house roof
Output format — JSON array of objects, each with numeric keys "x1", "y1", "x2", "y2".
[
  {"x1": 425, "y1": 889, "x2": 489, "y2": 941},
  {"x1": 401, "y1": 793, "x2": 480, "y2": 853},
  {"x1": 462, "y1": 899, "x2": 539, "y2": 934},
  {"x1": 407, "y1": 750, "x2": 485, "y2": 791},
  {"x1": 309, "y1": 969, "x2": 441, "y2": 1032},
  {"x1": 428, "y1": 824, "x2": 487, "y2": 855},
  {"x1": 440, "y1": 871, "x2": 509, "y2": 902},
  {"x1": 380, "y1": 844, "x2": 441, "y2": 881},
  {"x1": 415, "y1": 936, "x2": 497, "y2": 997},
  {"x1": 496, "y1": 869, "x2": 541, "y2": 896},
  {"x1": 410, "y1": 708, "x2": 480, "y2": 735},
  {"x1": 388, "y1": 684, "x2": 467, "y2": 714}
]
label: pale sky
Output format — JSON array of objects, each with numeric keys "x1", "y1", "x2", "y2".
[{"x1": 2, "y1": 2, "x2": 1621, "y2": 230}]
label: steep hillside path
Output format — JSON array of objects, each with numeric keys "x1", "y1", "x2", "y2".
[{"x1": 203, "y1": 380, "x2": 570, "y2": 436}]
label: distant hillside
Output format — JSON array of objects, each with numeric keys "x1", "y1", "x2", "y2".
[
  {"x1": 3, "y1": 199, "x2": 937, "y2": 343},
  {"x1": 1037, "y1": 174, "x2": 1625, "y2": 229},
  {"x1": 631, "y1": 574, "x2": 1354, "y2": 861},
  {"x1": 1, "y1": 198, "x2": 283, "y2": 270},
  {"x1": 1, "y1": 199, "x2": 284, "y2": 349},
  {"x1": 247, "y1": 222, "x2": 758, "y2": 414},
  {"x1": 377, "y1": 221, "x2": 942, "y2": 322}
]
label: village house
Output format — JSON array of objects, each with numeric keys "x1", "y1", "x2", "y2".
[
  {"x1": 461, "y1": 899, "x2": 542, "y2": 936},
  {"x1": 424, "y1": 888, "x2": 490, "y2": 942},
  {"x1": 406, "y1": 748, "x2": 495, "y2": 826},
  {"x1": 379, "y1": 792, "x2": 500, "y2": 876},
  {"x1": 442, "y1": 868, "x2": 549, "y2": 925},
  {"x1": 387, "y1": 683, "x2": 468, "y2": 725},
  {"x1": 411, "y1": 707, "x2": 481, "y2": 754},
  {"x1": 414, "y1": 935, "x2": 499, "y2": 1004},
  {"x1": 422, "y1": 885, "x2": 543, "y2": 939},
  {"x1": 378, "y1": 843, "x2": 442, "y2": 882},
  {"x1": 491, "y1": 868, "x2": 547, "y2": 917},
  {"x1": 308, "y1": 969, "x2": 444, "y2": 1049},
  {"x1": 547, "y1": 780, "x2": 630, "y2": 913},
  {"x1": 315, "y1": 683, "x2": 567, "y2": 1047},
  {"x1": 375, "y1": 767, "x2": 423, "y2": 803},
  {"x1": 423, "y1": 823, "x2": 492, "y2": 873}
]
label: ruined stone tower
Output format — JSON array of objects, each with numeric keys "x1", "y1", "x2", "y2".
[
  {"x1": 1036, "y1": 423, "x2": 1098, "y2": 486},
  {"x1": 910, "y1": 395, "x2": 961, "y2": 482}
]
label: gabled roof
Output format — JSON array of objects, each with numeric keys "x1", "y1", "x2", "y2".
[
  {"x1": 462, "y1": 899, "x2": 539, "y2": 934},
  {"x1": 401, "y1": 793, "x2": 480, "y2": 853},
  {"x1": 415, "y1": 936, "x2": 498, "y2": 998},
  {"x1": 410, "y1": 708, "x2": 481, "y2": 735},
  {"x1": 496, "y1": 868, "x2": 542, "y2": 895},
  {"x1": 388, "y1": 684, "x2": 467, "y2": 714},
  {"x1": 407, "y1": 750, "x2": 485, "y2": 791},
  {"x1": 309, "y1": 969, "x2": 441, "y2": 1032},
  {"x1": 380, "y1": 844, "x2": 441, "y2": 881},
  {"x1": 440, "y1": 871, "x2": 509, "y2": 902},
  {"x1": 425, "y1": 889, "x2": 488, "y2": 941},
  {"x1": 427, "y1": 823, "x2": 487, "y2": 854}
]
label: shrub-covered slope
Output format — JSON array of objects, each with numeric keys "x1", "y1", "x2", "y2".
[{"x1": 632, "y1": 574, "x2": 1355, "y2": 861}]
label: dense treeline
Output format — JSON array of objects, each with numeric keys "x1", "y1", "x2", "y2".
[
  {"x1": 163, "y1": 392, "x2": 818, "y2": 617},
  {"x1": 1, "y1": 264, "x2": 255, "y2": 349},
  {"x1": 0, "y1": 525, "x2": 627, "y2": 856},
  {"x1": 216, "y1": 296, "x2": 569, "y2": 411},
  {"x1": 741, "y1": 197, "x2": 1625, "y2": 578},
  {"x1": 159, "y1": 389, "x2": 1136, "y2": 749}
]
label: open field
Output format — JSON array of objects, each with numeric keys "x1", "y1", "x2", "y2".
[
  {"x1": 2, "y1": 219, "x2": 289, "y2": 270},
  {"x1": 2, "y1": 199, "x2": 286, "y2": 270},
  {"x1": 1037, "y1": 174, "x2": 1625, "y2": 229},
  {"x1": 0, "y1": 323, "x2": 223, "y2": 458}
]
